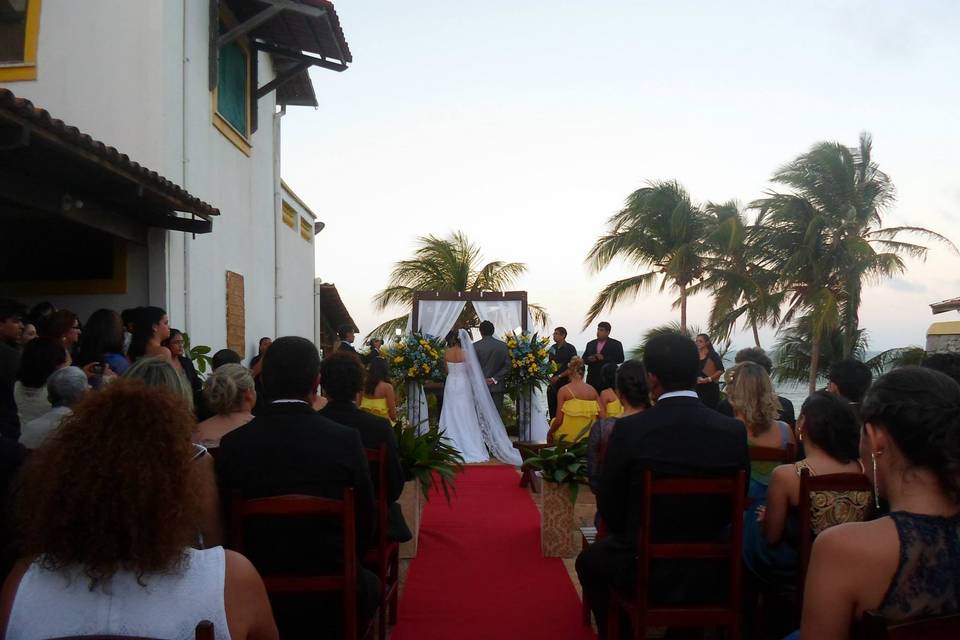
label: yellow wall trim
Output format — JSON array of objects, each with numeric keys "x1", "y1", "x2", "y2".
[
  {"x1": 211, "y1": 4, "x2": 252, "y2": 155},
  {"x1": 927, "y1": 321, "x2": 960, "y2": 336},
  {"x1": 0, "y1": 0, "x2": 42, "y2": 82},
  {"x1": 212, "y1": 110, "x2": 252, "y2": 156},
  {"x1": 1, "y1": 237, "x2": 127, "y2": 296},
  {"x1": 300, "y1": 216, "x2": 312, "y2": 242},
  {"x1": 281, "y1": 202, "x2": 296, "y2": 228}
]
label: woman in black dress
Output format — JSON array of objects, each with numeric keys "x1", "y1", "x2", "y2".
[{"x1": 695, "y1": 333, "x2": 724, "y2": 409}]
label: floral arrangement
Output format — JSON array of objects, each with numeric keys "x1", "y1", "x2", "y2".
[
  {"x1": 383, "y1": 332, "x2": 446, "y2": 383},
  {"x1": 504, "y1": 331, "x2": 556, "y2": 393}
]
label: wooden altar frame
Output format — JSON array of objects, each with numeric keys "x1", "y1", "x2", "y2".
[{"x1": 410, "y1": 290, "x2": 528, "y2": 335}]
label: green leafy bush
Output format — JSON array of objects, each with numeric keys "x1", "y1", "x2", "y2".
[{"x1": 392, "y1": 419, "x2": 465, "y2": 503}]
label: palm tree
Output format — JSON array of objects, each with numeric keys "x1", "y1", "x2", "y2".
[
  {"x1": 585, "y1": 181, "x2": 710, "y2": 334},
  {"x1": 690, "y1": 201, "x2": 784, "y2": 347},
  {"x1": 755, "y1": 132, "x2": 954, "y2": 392},
  {"x1": 369, "y1": 231, "x2": 548, "y2": 339},
  {"x1": 771, "y1": 316, "x2": 869, "y2": 386}
]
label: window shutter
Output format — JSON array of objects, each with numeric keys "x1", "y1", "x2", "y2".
[{"x1": 217, "y1": 41, "x2": 247, "y2": 134}]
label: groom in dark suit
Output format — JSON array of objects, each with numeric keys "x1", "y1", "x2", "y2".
[
  {"x1": 575, "y1": 333, "x2": 749, "y2": 637},
  {"x1": 473, "y1": 320, "x2": 511, "y2": 411},
  {"x1": 583, "y1": 321, "x2": 625, "y2": 392}
]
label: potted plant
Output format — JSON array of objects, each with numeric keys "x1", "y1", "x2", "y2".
[
  {"x1": 392, "y1": 420, "x2": 465, "y2": 557},
  {"x1": 523, "y1": 437, "x2": 589, "y2": 557}
]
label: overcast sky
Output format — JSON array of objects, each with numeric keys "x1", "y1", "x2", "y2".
[{"x1": 281, "y1": 0, "x2": 960, "y2": 354}]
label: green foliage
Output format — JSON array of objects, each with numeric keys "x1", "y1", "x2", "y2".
[
  {"x1": 628, "y1": 322, "x2": 729, "y2": 363},
  {"x1": 522, "y1": 433, "x2": 590, "y2": 502},
  {"x1": 392, "y1": 419, "x2": 465, "y2": 504},
  {"x1": 585, "y1": 181, "x2": 710, "y2": 333},
  {"x1": 181, "y1": 333, "x2": 213, "y2": 376},
  {"x1": 368, "y1": 231, "x2": 549, "y2": 339},
  {"x1": 865, "y1": 346, "x2": 926, "y2": 373}
]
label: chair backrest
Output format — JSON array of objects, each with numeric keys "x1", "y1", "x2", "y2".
[
  {"x1": 798, "y1": 469, "x2": 873, "y2": 602},
  {"x1": 859, "y1": 610, "x2": 960, "y2": 639},
  {"x1": 365, "y1": 445, "x2": 388, "y2": 552},
  {"x1": 229, "y1": 491, "x2": 358, "y2": 631},
  {"x1": 48, "y1": 620, "x2": 214, "y2": 640},
  {"x1": 749, "y1": 443, "x2": 796, "y2": 463},
  {"x1": 636, "y1": 470, "x2": 747, "y2": 613}
]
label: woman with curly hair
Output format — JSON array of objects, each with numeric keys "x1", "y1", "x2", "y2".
[
  {"x1": 725, "y1": 361, "x2": 795, "y2": 501},
  {"x1": 0, "y1": 380, "x2": 277, "y2": 639}
]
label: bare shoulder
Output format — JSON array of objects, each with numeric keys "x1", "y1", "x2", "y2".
[
  {"x1": 815, "y1": 517, "x2": 897, "y2": 560},
  {"x1": 770, "y1": 463, "x2": 797, "y2": 486}
]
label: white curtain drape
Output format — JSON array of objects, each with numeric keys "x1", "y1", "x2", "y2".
[
  {"x1": 472, "y1": 301, "x2": 551, "y2": 442},
  {"x1": 407, "y1": 300, "x2": 466, "y2": 432}
]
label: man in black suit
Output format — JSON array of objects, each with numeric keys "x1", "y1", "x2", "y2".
[
  {"x1": 547, "y1": 326, "x2": 577, "y2": 418},
  {"x1": 319, "y1": 351, "x2": 411, "y2": 542},
  {"x1": 576, "y1": 333, "x2": 749, "y2": 637},
  {"x1": 583, "y1": 321, "x2": 625, "y2": 392},
  {"x1": 337, "y1": 324, "x2": 357, "y2": 353},
  {"x1": 716, "y1": 346, "x2": 795, "y2": 428},
  {"x1": 473, "y1": 320, "x2": 511, "y2": 411},
  {"x1": 216, "y1": 336, "x2": 377, "y2": 638}
]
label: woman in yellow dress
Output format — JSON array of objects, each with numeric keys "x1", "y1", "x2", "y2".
[
  {"x1": 550, "y1": 356, "x2": 605, "y2": 443},
  {"x1": 360, "y1": 358, "x2": 397, "y2": 423},
  {"x1": 598, "y1": 363, "x2": 623, "y2": 418}
]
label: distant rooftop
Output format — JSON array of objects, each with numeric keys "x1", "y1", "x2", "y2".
[{"x1": 931, "y1": 297, "x2": 960, "y2": 314}]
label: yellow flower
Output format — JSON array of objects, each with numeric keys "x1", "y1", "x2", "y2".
[
  {"x1": 407, "y1": 367, "x2": 417, "y2": 377},
  {"x1": 393, "y1": 356, "x2": 404, "y2": 364}
]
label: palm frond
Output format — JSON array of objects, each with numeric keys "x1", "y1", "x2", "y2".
[{"x1": 582, "y1": 271, "x2": 660, "y2": 329}]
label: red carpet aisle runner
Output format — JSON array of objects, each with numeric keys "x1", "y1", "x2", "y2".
[{"x1": 391, "y1": 466, "x2": 596, "y2": 640}]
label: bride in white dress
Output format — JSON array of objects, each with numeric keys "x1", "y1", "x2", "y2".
[{"x1": 438, "y1": 329, "x2": 522, "y2": 466}]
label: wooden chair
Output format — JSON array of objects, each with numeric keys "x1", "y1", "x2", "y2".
[
  {"x1": 607, "y1": 470, "x2": 747, "y2": 640},
  {"x1": 514, "y1": 441, "x2": 549, "y2": 491},
  {"x1": 364, "y1": 445, "x2": 400, "y2": 640},
  {"x1": 49, "y1": 621, "x2": 214, "y2": 640},
  {"x1": 797, "y1": 469, "x2": 873, "y2": 607},
  {"x1": 858, "y1": 610, "x2": 960, "y2": 639},
  {"x1": 229, "y1": 490, "x2": 375, "y2": 640},
  {"x1": 749, "y1": 443, "x2": 796, "y2": 465}
]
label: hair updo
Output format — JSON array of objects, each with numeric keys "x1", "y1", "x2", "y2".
[
  {"x1": 799, "y1": 391, "x2": 860, "y2": 462},
  {"x1": 567, "y1": 356, "x2": 586, "y2": 377},
  {"x1": 861, "y1": 366, "x2": 960, "y2": 502},
  {"x1": 615, "y1": 360, "x2": 651, "y2": 408},
  {"x1": 202, "y1": 363, "x2": 254, "y2": 415}
]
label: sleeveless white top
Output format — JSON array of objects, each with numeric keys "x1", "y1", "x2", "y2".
[{"x1": 6, "y1": 547, "x2": 231, "y2": 640}]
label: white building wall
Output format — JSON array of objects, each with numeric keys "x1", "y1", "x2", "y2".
[
  {"x1": 278, "y1": 188, "x2": 317, "y2": 340},
  {"x1": 2, "y1": 0, "x2": 322, "y2": 359}
]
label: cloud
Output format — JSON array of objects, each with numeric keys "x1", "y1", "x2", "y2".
[{"x1": 886, "y1": 278, "x2": 928, "y2": 294}]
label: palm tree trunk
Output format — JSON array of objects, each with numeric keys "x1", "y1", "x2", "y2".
[
  {"x1": 808, "y1": 334, "x2": 822, "y2": 395},
  {"x1": 680, "y1": 284, "x2": 688, "y2": 335},
  {"x1": 751, "y1": 320, "x2": 761, "y2": 348}
]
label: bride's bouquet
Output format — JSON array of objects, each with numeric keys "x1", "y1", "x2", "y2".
[
  {"x1": 503, "y1": 331, "x2": 556, "y2": 394},
  {"x1": 384, "y1": 332, "x2": 446, "y2": 383}
]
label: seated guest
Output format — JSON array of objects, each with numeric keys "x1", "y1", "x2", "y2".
[
  {"x1": 587, "y1": 360, "x2": 650, "y2": 495},
  {"x1": 195, "y1": 364, "x2": 256, "y2": 447},
  {"x1": 77, "y1": 309, "x2": 129, "y2": 378},
  {"x1": 827, "y1": 358, "x2": 873, "y2": 406},
  {"x1": 19, "y1": 367, "x2": 89, "y2": 450},
  {"x1": 43, "y1": 309, "x2": 81, "y2": 359},
  {"x1": 598, "y1": 363, "x2": 623, "y2": 418},
  {"x1": 551, "y1": 356, "x2": 604, "y2": 443},
  {"x1": 800, "y1": 367, "x2": 960, "y2": 638},
  {"x1": 716, "y1": 347, "x2": 795, "y2": 428},
  {"x1": 123, "y1": 357, "x2": 222, "y2": 546},
  {"x1": 359, "y1": 357, "x2": 397, "y2": 422},
  {"x1": 165, "y1": 328, "x2": 202, "y2": 400},
  {"x1": 216, "y1": 337, "x2": 377, "y2": 638},
  {"x1": 249, "y1": 337, "x2": 271, "y2": 369},
  {"x1": 320, "y1": 352, "x2": 411, "y2": 542},
  {"x1": 0, "y1": 299, "x2": 26, "y2": 439},
  {"x1": 15, "y1": 337, "x2": 69, "y2": 425},
  {"x1": 576, "y1": 334, "x2": 749, "y2": 637},
  {"x1": 26, "y1": 301, "x2": 55, "y2": 338},
  {"x1": 921, "y1": 352, "x2": 960, "y2": 387},
  {"x1": 127, "y1": 306, "x2": 172, "y2": 362},
  {"x1": 18, "y1": 323, "x2": 36, "y2": 345},
  {"x1": 1, "y1": 380, "x2": 277, "y2": 639},
  {"x1": 725, "y1": 361, "x2": 795, "y2": 502},
  {"x1": 213, "y1": 348, "x2": 243, "y2": 370},
  {"x1": 743, "y1": 392, "x2": 867, "y2": 586},
  {"x1": 124, "y1": 356, "x2": 194, "y2": 411}
]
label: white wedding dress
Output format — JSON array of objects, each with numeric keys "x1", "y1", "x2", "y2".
[{"x1": 438, "y1": 330, "x2": 522, "y2": 466}]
